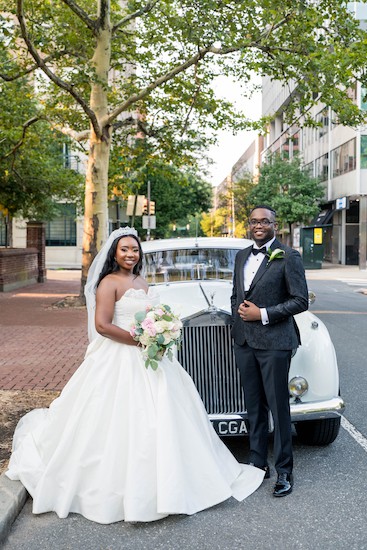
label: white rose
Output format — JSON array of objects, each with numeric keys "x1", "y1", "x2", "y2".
[
  {"x1": 162, "y1": 331, "x2": 173, "y2": 345},
  {"x1": 139, "y1": 333, "x2": 151, "y2": 346},
  {"x1": 154, "y1": 320, "x2": 174, "y2": 333},
  {"x1": 173, "y1": 321, "x2": 182, "y2": 331},
  {"x1": 153, "y1": 320, "x2": 166, "y2": 333}
]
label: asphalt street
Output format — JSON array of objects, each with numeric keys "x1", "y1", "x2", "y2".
[{"x1": 308, "y1": 277, "x2": 367, "y2": 439}]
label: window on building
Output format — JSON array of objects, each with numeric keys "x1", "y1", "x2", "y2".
[
  {"x1": 304, "y1": 162, "x2": 314, "y2": 177},
  {"x1": 362, "y1": 87, "x2": 367, "y2": 111},
  {"x1": 62, "y1": 142, "x2": 82, "y2": 172},
  {"x1": 332, "y1": 138, "x2": 356, "y2": 178},
  {"x1": 281, "y1": 134, "x2": 290, "y2": 159},
  {"x1": 292, "y1": 132, "x2": 299, "y2": 153},
  {"x1": 346, "y1": 200, "x2": 359, "y2": 223},
  {"x1": 346, "y1": 82, "x2": 357, "y2": 103},
  {"x1": 46, "y1": 204, "x2": 77, "y2": 246},
  {"x1": 361, "y1": 135, "x2": 367, "y2": 168},
  {"x1": 0, "y1": 213, "x2": 6, "y2": 246},
  {"x1": 315, "y1": 109, "x2": 329, "y2": 140},
  {"x1": 315, "y1": 153, "x2": 329, "y2": 182}
]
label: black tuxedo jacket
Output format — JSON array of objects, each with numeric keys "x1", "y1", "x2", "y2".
[{"x1": 231, "y1": 239, "x2": 309, "y2": 350}]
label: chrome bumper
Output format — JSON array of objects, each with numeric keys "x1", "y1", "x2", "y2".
[
  {"x1": 289, "y1": 396, "x2": 345, "y2": 421},
  {"x1": 209, "y1": 396, "x2": 345, "y2": 428}
]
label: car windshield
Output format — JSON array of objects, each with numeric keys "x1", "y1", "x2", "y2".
[{"x1": 143, "y1": 248, "x2": 240, "y2": 283}]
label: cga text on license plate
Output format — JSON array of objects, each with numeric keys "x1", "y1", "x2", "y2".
[{"x1": 211, "y1": 419, "x2": 248, "y2": 436}]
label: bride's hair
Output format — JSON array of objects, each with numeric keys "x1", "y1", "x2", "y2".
[{"x1": 96, "y1": 234, "x2": 143, "y2": 286}]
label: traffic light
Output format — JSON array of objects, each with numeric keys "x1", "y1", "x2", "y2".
[
  {"x1": 142, "y1": 198, "x2": 148, "y2": 215},
  {"x1": 142, "y1": 199, "x2": 155, "y2": 215}
]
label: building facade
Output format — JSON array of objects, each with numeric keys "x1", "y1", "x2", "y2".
[{"x1": 259, "y1": 2, "x2": 367, "y2": 267}]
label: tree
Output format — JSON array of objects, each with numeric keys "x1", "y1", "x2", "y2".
[
  {"x1": 201, "y1": 208, "x2": 228, "y2": 238},
  {"x1": 224, "y1": 172, "x2": 256, "y2": 237},
  {"x1": 1, "y1": 1, "x2": 367, "y2": 292},
  {"x1": 206, "y1": 171, "x2": 255, "y2": 238},
  {"x1": 248, "y1": 155, "x2": 325, "y2": 239},
  {"x1": 0, "y1": 49, "x2": 84, "y2": 245},
  {"x1": 233, "y1": 172, "x2": 257, "y2": 231},
  {"x1": 130, "y1": 160, "x2": 212, "y2": 239}
]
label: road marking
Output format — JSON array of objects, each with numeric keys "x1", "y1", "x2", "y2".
[
  {"x1": 341, "y1": 416, "x2": 367, "y2": 452},
  {"x1": 340, "y1": 279, "x2": 367, "y2": 284},
  {"x1": 311, "y1": 311, "x2": 367, "y2": 314}
]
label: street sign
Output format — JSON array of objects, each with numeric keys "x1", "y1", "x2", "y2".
[
  {"x1": 314, "y1": 227, "x2": 323, "y2": 244},
  {"x1": 142, "y1": 215, "x2": 156, "y2": 229},
  {"x1": 126, "y1": 195, "x2": 145, "y2": 216},
  {"x1": 336, "y1": 197, "x2": 348, "y2": 210}
]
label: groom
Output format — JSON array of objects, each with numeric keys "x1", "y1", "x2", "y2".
[{"x1": 231, "y1": 205, "x2": 308, "y2": 497}]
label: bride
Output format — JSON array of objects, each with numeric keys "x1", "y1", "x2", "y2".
[{"x1": 6, "y1": 227, "x2": 264, "y2": 524}]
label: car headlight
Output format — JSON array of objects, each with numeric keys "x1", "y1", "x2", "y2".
[
  {"x1": 289, "y1": 376, "x2": 308, "y2": 398},
  {"x1": 308, "y1": 291, "x2": 316, "y2": 305}
]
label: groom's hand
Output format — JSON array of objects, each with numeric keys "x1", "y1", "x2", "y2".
[{"x1": 238, "y1": 300, "x2": 261, "y2": 322}]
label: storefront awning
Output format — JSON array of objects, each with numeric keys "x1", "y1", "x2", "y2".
[{"x1": 309, "y1": 209, "x2": 335, "y2": 226}]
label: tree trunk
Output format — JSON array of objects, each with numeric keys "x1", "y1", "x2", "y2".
[
  {"x1": 80, "y1": 126, "x2": 112, "y2": 297},
  {"x1": 288, "y1": 222, "x2": 293, "y2": 247},
  {"x1": 80, "y1": 5, "x2": 112, "y2": 298}
]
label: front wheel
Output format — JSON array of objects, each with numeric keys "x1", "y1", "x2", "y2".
[{"x1": 295, "y1": 417, "x2": 341, "y2": 446}]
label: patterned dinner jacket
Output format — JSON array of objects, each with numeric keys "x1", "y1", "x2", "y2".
[{"x1": 231, "y1": 239, "x2": 309, "y2": 351}]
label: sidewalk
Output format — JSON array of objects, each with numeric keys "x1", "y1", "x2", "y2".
[
  {"x1": 0, "y1": 263, "x2": 366, "y2": 544},
  {"x1": 0, "y1": 270, "x2": 88, "y2": 391},
  {"x1": 305, "y1": 262, "x2": 367, "y2": 282}
]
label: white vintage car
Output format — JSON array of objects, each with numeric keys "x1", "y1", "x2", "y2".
[{"x1": 142, "y1": 237, "x2": 345, "y2": 445}]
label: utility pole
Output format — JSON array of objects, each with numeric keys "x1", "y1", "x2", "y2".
[
  {"x1": 231, "y1": 182, "x2": 236, "y2": 237},
  {"x1": 227, "y1": 174, "x2": 235, "y2": 237},
  {"x1": 147, "y1": 180, "x2": 151, "y2": 241}
]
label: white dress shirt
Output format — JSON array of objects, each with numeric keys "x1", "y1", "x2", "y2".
[{"x1": 243, "y1": 237, "x2": 276, "y2": 325}]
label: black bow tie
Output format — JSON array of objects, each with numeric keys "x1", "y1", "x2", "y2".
[{"x1": 252, "y1": 246, "x2": 267, "y2": 256}]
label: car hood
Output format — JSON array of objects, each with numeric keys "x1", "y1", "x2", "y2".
[
  {"x1": 151, "y1": 280, "x2": 313, "y2": 324},
  {"x1": 150, "y1": 281, "x2": 233, "y2": 318}
]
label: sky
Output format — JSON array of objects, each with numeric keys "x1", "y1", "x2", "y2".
[{"x1": 207, "y1": 76, "x2": 262, "y2": 187}]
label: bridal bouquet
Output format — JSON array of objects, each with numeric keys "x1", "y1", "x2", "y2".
[{"x1": 130, "y1": 304, "x2": 183, "y2": 370}]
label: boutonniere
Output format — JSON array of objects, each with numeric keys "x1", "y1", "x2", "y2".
[{"x1": 266, "y1": 248, "x2": 285, "y2": 266}]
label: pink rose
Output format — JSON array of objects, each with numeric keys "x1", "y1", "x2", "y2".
[
  {"x1": 146, "y1": 325, "x2": 157, "y2": 337},
  {"x1": 142, "y1": 318, "x2": 157, "y2": 337}
]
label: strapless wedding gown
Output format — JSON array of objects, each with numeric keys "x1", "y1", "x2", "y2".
[{"x1": 6, "y1": 288, "x2": 264, "y2": 524}]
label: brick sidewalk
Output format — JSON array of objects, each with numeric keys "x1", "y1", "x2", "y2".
[{"x1": 0, "y1": 271, "x2": 88, "y2": 391}]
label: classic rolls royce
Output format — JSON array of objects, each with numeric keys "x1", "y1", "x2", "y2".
[{"x1": 141, "y1": 237, "x2": 344, "y2": 446}]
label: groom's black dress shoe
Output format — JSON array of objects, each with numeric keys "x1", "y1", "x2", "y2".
[
  {"x1": 273, "y1": 473, "x2": 293, "y2": 497},
  {"x1": 249, "y1": 463, "x2": 270, "y2": 479}
]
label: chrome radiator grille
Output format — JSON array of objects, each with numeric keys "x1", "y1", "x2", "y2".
[{"x1": 177, "y1": 324, "x2": 246, "y2": 414}]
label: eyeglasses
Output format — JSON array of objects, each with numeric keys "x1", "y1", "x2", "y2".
[{"x1": 249, "y1": 219, "x2": 274, "y2": 227}]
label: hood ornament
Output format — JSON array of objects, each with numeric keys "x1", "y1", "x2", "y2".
[
  {"x1": 208, "y1": 291, "x2": 217, "y2": 312},
  {"x1": 199, "y1": 283, "x2": 217, "y2": 312}
]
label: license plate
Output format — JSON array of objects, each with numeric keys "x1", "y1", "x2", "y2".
[{"x1": 211, "y1": 418, "x2": 249, "y2": 436}]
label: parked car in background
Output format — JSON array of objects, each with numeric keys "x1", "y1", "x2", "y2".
[{"x1": 142, "y1": 237, "x2": 345, "y2": 445}]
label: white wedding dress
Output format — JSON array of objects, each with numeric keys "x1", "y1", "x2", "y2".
[{"x1": 6, "y1": 288, "x2": 264, "y2": 524}]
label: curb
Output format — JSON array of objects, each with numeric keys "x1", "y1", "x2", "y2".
[{"x1": 0, "y1": 474, "x2": 27, "y2": 543}]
